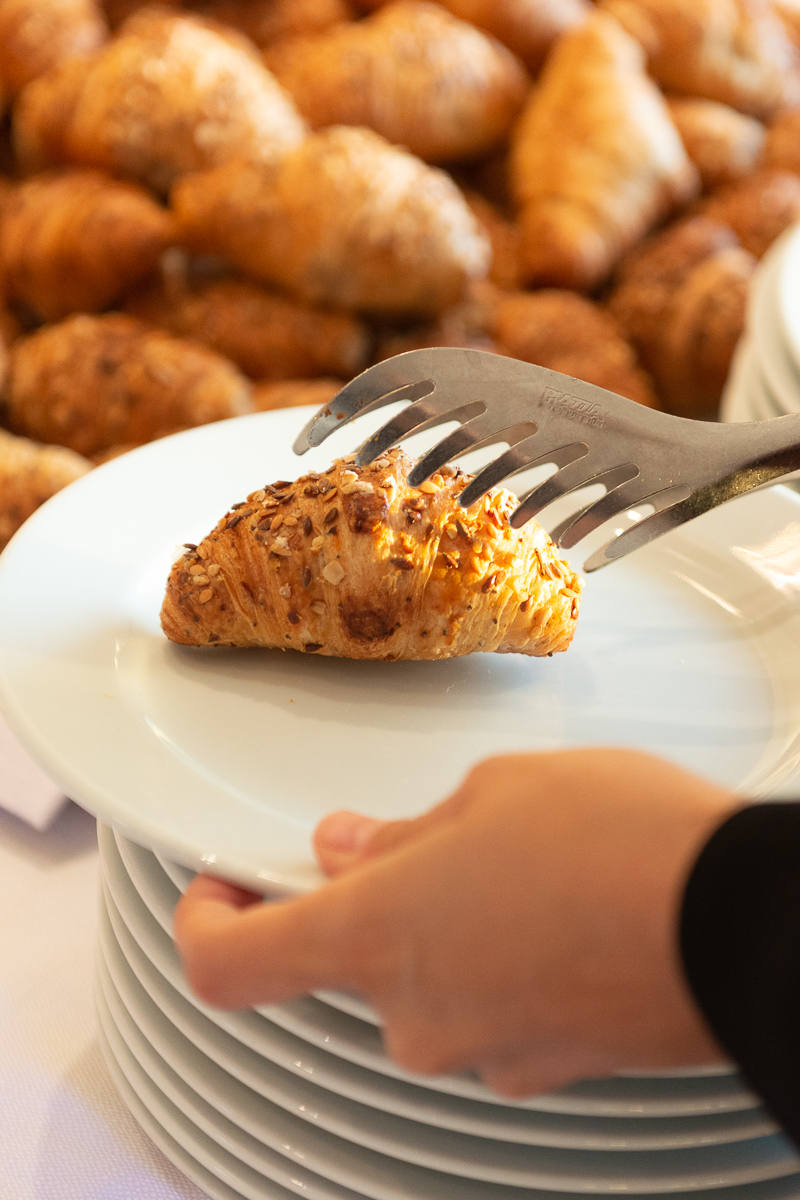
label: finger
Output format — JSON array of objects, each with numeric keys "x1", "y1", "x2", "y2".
[
  {"x1": 313, "y1": 811, "x2": 384, "y2": 877},
  {"x1": 181, "y1": 873, "x2": 264, "y2": 909},
  {"x1": 313, "y1": 777, "x2": 479, "y2": 878},
  {"x1": 174, "y1": 871, "x2": 367, "y2": 1009}
]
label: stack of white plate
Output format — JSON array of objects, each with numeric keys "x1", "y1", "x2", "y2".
[
  {"x1": 722, "y1": 225, "x2": 800, "y2": 424},
  {"x1": 95, "y1": 822, "x2": 800, "y2": 1200}
]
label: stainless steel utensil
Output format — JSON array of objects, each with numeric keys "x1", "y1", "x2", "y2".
[{"x1": 293, "y1": 347, "x2": 800, "y2": 571}]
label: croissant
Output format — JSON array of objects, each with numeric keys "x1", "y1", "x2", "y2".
[
  {"x1": 509, "y1": 11, "x2": 698, "y2": 290},
  {"x1": 12, "y1": 53, "x2": 94, "y2": 174},
  {"x1": 464, "y1": 191, "x2": 521, "y2": 289},
  {"x1": 19, "y1": 9, "x2": 306, "y2": 192},
  {"x1": 161, "y1": 449, "x2": 581, "y2": 659},
  {"x1": 0, "y1": 168, "x2": 176, "y2": 321},
  {"x1": 123, "y1": 271, "x2": 368, "y2": 381},
  {"x1": 428, "y1": 0, "x2": 591, "y2": 72},
  {"x1": 775, "y1": 0, "x2": 800, "y2": 47},
  {"x1": 190, "y1": 0, "x2": 354, "y2": 47},
  {"x1": 762, "y1": 110, "x2": 800, "y2": 178},
  {"x1": 372, "y1": 285, "x2": 498, "y2": 360},
  {"x1": 491, "y1": 289, "x2": 658, "y2": 409},
  {"x1": 0, "y1": 0, "x2": 107, "y2": 99},
  {"x1": 0, "y1": 427, "x2": 91, "y2": 551},
  {"x1": 667, "y1": 98, "x2": 765, "y2": 190},
  {"x1": 251, "y1": 377, "x2": 344, "y2": 410},
  {"x1": 101, "y1": 0, "x2": 181, "y2": 30},
  {"x1": 608, "y1": 215, "x2": 754, "y2": 417},
  {"x1": 265, "y1": 1, "x2": 528, "y2": 164},
  {"x1": 600, "y1": 0, "x2": 800, "y2": 119},
  {"x1": 172, "y1": 126, "x2": 491, "y2": 314},
  {"x1": 4, "y1": 312, "x2": 253, "y2": 458},
  {"x1": 700, "y1": 168, "x2": 800, "y2": 258}
]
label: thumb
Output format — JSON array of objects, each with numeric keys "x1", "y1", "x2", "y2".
[{"x1": 314, "y1": 785, "x2": 476, "y2": 877}]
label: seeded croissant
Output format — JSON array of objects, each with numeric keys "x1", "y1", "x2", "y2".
[
  {"x1": 161, "y1": 450, "x2": 582, "y2": 659},
  {"x1": 0, "y1": 428, "x2": 91, "y2": 552}
]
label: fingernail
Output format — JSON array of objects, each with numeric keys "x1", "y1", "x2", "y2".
[{"x1": 318, "y1": 810, "x2": 381, "y2": 853}]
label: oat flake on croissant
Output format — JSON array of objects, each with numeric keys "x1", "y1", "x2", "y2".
[{"x1": 161, "y1": 450, "x2": 582, "y2": 660}]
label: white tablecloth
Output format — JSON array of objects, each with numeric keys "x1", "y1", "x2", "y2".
[{"x1": 0, "y1": 801, "x2": 208, "y2": 1199}]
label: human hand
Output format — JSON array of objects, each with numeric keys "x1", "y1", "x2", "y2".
[{"x1": 173, "y1": 748, "x2": 737, "y2": 1097}]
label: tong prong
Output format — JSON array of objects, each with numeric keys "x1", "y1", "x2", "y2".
[
  {"x1": 407, "y1": 419, "x2": 538, "y2": 488},
  {"x1": 293, "y1": 376, "x2": 436, "y2": 455},
  {"x1": 509, "y1": 460, "x2": 637, "y2": 528},
  {"x1": 582, "y1": 486, "x2": 695, "y2": 571}
]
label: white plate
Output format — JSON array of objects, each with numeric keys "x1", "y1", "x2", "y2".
[
  {"x1": 98, "y1": 823, "x2": 763, "y2": 1123},
  {"x1": 97, "y1": 1001, "x2": 800, "y2": 1200},
  {"x1": 97, "y1": 1025, "x2": 252, "y2": 1200},
  {"x1": 96, "y1": 973, "x2": 357, "y2": 1200},
  {"x1": 4, "y1": 411, "x2": 800, "y2": 890},
  {"x1": 97, "y1": 902, "x2": 800, "y2": 1197},
  {"x1": 100, "y1": 884, "x2": 787, "y2": 1186}
]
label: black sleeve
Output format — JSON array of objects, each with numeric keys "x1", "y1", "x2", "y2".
[{"x1": 680, "y1": 802, "x2": 800, "y2": 1146}]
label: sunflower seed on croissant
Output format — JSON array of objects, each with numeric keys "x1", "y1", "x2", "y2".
[{"x1": 161, "y1": 449, "x2": 582, "y2": 660}]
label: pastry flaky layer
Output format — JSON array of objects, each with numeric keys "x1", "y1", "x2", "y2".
[{"x1": 160, "y1": 450, "x2": 582, "y2": 660}]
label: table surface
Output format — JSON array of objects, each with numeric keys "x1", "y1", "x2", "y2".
[{"x1": 0, "y1": 801, "x2": 208, "y2": 1200}]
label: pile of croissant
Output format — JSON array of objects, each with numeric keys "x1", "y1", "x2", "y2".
[{"x1": 2, "y1": 0, "x2": 800, "y2": 552}]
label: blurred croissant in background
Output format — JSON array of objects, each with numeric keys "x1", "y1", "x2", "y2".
[
  {"x1": 0, "y1": 168, "x2": 175, "y2": 320},
  {"x1": 609, "y1": 216, "x2": 755, "y2": 418},
  {"x1": 172, "y1": 126, "x2": 491, "y2": 313},
  {"x1": 3, "y1": 313, "x2": 253, "y2": 458},
  {"x1": 123, "y1": 259, "x2": 370, "y2": 380},
  {"x1": 266, "y1": 1, "x2": 529, "y2": 163},
  {"x1": 511, "y1": 10, "x2": 698, "y2": 289},
  {"x1": 0, "y1": 427, "x2": 90, "y2": 550},
  {"x1": 601, "y1": 0, "x2": 800, "y2": 117},
  {"x1": 0, "y1": 0, "x2": 106, "y2": 103},
  {"x1": 14, "y1": 9, "x2": 306, "y2": 189}
]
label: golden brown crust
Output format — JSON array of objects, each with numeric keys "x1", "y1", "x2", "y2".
[
  {"x1": 160, "y1": 448, "x2": 582, "y2": 659},
  {"x1": 609, "y1": 215, "x2": 754, "y2": 416},
  {"x1": 47, "y1": 10, "x2": 306, "y2": 192},
  {"x1": 510, "y1": 11, "x2": 698, "y2": 290},
  {"x1": 5, "y1": 312, "x2": 254, "y2": 457},
  {"x1": 251, "y1": 377, "x2": 344, "y2": 410},
  {"x1": 12, "y1": 53, "x2": 99, "y2": 174},
  {"x1": 123, "y1": 272, "x2": 369, "y2": 380},
  {"x1": 101, "y1": 0, "x2": 181, "y2": 30},
  {"x1": 699, "y1": 168, "x2": 800, "y2": 257},
  {"x1": 775, "y1": 0, "x2": 800, "y2": 47},
  {"x1": 435, "y1": 0, "x2": 591, "y2": 72},
  {"x1": 464, "y1": 191, "x2": 521, "y2": 289},
  {"x1": 763, "y1": 107, "x2": 800, "y2": 175},
  {"x1": 0, "y1": 0, "x2": 107, "y2": 98},
  {"x1": 600, "y1": 0, "x2": 800, "y2": 118},
  {"x1": 0, "y1": 427, "x2": 91, "y2": 551},
  {"x1": 491, "y1": 289, "x2": 659, "y2": 408},
  {"x1": 266, "y1": 1, "x2": 529, "y2": 164},
  {"x1": 192, "y1": 0, "x2": 354, "y2": 47},
  {"x1": 667, "y1": 97, "x2": 765, "y2": 190},
  {"x1": 172, "y1": 126, "x2": 491, "y2": 314},
  {"x1": 0, "y1": 168, "x2": 176, "y2": 320}
]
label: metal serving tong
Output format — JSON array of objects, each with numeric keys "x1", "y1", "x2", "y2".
[{"x1": 293, "y1": 347, "x2": 800, "y2": 572}]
